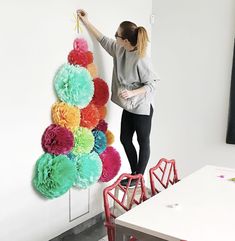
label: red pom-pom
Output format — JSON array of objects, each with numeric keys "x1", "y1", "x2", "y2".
[
  {"x1": 99, "y1": 146, "x2": 121, "y2": 182},
  {"x1": 80, "y1": 104, "x2": 100, "y2": 129},
  {"x1": 86, "y1": 51, "x2": 93, "y2": 65},
  {"x1": 68, "y1": 49, "x2": 88, "y2": 67},
  {"x1": 96, "y1": 119, "x2": 108, "y2": 132},
  {"x1": 91, "y1": 78, "x2": 109, "y2": 106}
]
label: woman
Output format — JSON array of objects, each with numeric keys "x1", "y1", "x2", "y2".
[{"x1": 77, "y1": 10, "x2": 159, "y2": 186}]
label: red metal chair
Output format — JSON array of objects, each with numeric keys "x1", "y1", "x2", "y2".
[
  {"x1": 149, "y1": 158, "x2": 179, "y2": 196},
  {"x1": 103, "y1": 173, "x2": 148, "y2": 241}
]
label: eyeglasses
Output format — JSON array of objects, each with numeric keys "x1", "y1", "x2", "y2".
[{"x1": 115, "y1": 32, "x2": 124, "y2": 39}]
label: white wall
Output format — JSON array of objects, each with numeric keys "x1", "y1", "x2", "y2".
[
  {"x1": 151, "y1": 0, "x2": 235, "y2": 177},
  {"x1": 0, "y1": 0, "x2": 152, "y2": 240}
]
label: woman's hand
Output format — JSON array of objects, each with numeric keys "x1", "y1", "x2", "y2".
[
  {"x1": 77, "y1": 9, "x2": 88, "y2": 24},
  {"x1": 120, "y1": 89, "x2": 135, "y2": 99},
  {"x1": 120, "y1": 87, "x2": 147, "y2": 99}
]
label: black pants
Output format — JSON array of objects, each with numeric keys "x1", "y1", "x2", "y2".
[{"x1": 120, "y1": 105, "x2": 153, "y2": 175}]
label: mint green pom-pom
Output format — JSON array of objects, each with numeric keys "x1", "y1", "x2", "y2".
[
  {"x1": 73, "y1": 151, "x2": 102, "y2": 189},
  {"x1": 54, "y1": 64, "x2": 94, "y2": 108},
  {"x1": 33, "y1": 153, "x2": 76, "y2": 199},
  {"x1": 72, "y1": 127, "x2": 95, "y2": 155}
]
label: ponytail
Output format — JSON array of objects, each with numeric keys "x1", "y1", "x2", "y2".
[
  {"x1": 119, "y1": 21, "x2": 149, "y2": 58},
  {"x1": 136, "y1": 26, "x2": 149, "y2": 58}
]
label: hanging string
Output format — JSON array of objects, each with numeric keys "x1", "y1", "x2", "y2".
[{"x1": 74, "y1": 12, "x2": 82, "y2": 34}]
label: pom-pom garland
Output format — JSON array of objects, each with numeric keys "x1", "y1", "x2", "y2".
[
  {"x1": 33, "y1": 38, "x2": 121, "y2": 199},
  {"x1": 91, "y1": 78, "x2": 109, "y2": 106},
  {"x1": 33, "y1": 153, "x2": 76, "y2": 198},
  {"x1": 92, "y1": 129, "x2": 107, "y2": 154},
  {"x1": 51, "y1": 102, "x2": 80, "y2": 132},
  {"x1": 72, "y1": 127, "x2": 95, "y2": 155},
  {"x1": 99, "y1": 147, "x2": 121, "y2": 182},
  {"x1": 73, "y1": 151, "x2": 102, "y2": 189},
  {"x1": 41, "y1": 124, "x2": 74, "y2": 155},
  {"x1": 105, "y1": 130, "x2": 115, "y2": 145},
  {"x1": 54, "y1": 64, "x2": 94, "y2": 108},
  {"x1": 80, "y1": 104, "x2": 100, "y2": 129},
  {"x1": 73, "y1": 38, "x2": 88, "y2": 52}
]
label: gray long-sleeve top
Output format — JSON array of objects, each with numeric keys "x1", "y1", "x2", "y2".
[{"x1": 99, "y1": 35, "x2": 160, "y2": 115}]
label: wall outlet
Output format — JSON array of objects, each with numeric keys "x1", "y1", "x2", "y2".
[{"x1": 150, "y1": 14, "x2": 155, "y2": 24}]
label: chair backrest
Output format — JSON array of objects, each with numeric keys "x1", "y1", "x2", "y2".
[
  {"x1": 149, "y1": 158, "x2": 179, "y2": 196},
  {"x1": 103, "y1": 173, "x2": 147, "y2": 241}
]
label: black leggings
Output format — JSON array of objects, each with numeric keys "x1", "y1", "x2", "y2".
[{"x1": 120, "y1": 105, "x2": 153, "y2": 175}]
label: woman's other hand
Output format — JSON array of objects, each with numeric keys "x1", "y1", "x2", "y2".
[{"x1": 120, "y1": 89, "x2": 135, "y2": 99}]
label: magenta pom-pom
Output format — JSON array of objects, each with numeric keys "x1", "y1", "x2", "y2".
[
  {"x1": 91, "y1": 78, "x2": 109, "y2": 106},
  {"x1": 41, "y1": 124, "x2": 74, "y2": 155},
  {"x1": 68, "y1": 49, "x2": 88, "y2": 67},
  {"x1": 73, "y1": 38, "x2": 88, "y2": 52},
  {"x1": 96, "y1": 119, "x2": 108, "y2": 132},
  {"x1": 99, "y1": 146, "x2": 121, "y2": 182}
]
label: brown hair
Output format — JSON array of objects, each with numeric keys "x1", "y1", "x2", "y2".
[{"x1": 119, "y1": 21, "x2": 149, "y2": 58}]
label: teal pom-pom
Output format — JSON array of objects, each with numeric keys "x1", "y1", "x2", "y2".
[
  {"x1": 72, "y1": 151, "x2": 102, "y2": 189},
  {"x1": 92, "y1": 130, "x2": 107, "y2": 154},
  {"x1": 33, "y1": 153, "x2": 76, "y2": 198},
  {"x1": 72, "y1": 127, "x2": 95, "y2": 155},
  {"x1": 54, "y1": 64, "x2": 94, "y2": 108}
]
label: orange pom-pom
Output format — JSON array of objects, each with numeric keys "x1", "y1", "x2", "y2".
[
  {"x1": 86, "y1": 51, "x2": 94, "y2": 64},
  {"x1": 51, "y1": 102, "x2": 80, "y2": 132},
  {"x1": 80, "y1": 103, "x2": 100, "y2": 129},
  {"x1": 96, "y1": 105, "x2": 107, "y2": 120},
  {"x1": 106, "y1": 130, "x2": 115, "y2": 145},
  {"x1": 87, "y1": 63, "x2": 98, "y2": 79}
]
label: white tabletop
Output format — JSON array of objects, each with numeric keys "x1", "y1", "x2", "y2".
[{"x1": 115, "y1": 165, "x2": 235, "y2": 241}]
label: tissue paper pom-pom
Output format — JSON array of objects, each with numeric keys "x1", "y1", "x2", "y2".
[
  {"x1": 51, "y1": 102, "x2": 80, "y2": 131},
  {"x1": 96, "y1": 105, "x2": 107, "y2": 120},
  {"x1": 68, "y1": 49, "x2": 88, "y2": 67},
  {"x1": 54, "y1": 64, "x2": 94, "y2": 108},
  {"x1": 87, "y1": 63, "x2": 98, "y2": 79},
  {"x1": 96, "y1": 119, "x2": 108, "y2": 132},
  {"x1": 91, "y1": 78, "x2": 109, "y2": 106},
  {"x1": 92, "y1": 130, "x2": 107, "y2": 154},
  {"x1": 86, "y1": 51, "x2": 93, "y2": 64},
  {"x1": 99, "y1": 147, "x2": 121, "y2": 182},
  {"x1": 41, "y1": 124, "x2": 74, "y2": 155},
  {"x1": 105, "y1": 130, "x2": 115, "y2": 145},
  {"x1": 73, "y1": 38, "x2": 88, "y2": 52},
  {"x1": 33, "y1": 153, "x2": 76, "y2": 198},
  {"x1": 72, "y1": 127, "x2": 94, "y2": 155},
  {"x1": 73, "y1": 151, "x2": 102, "y2": 189},
  {"x1": 80, "y1": 104, "x2": 100, "y2": 129}
]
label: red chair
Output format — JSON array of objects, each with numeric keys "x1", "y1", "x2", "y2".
[
  {"x1": 103, "y1": 173, "x2": 148, "y2": 241},
  {"x1": 149, "y1": 158, "x2": 179, "y2": 196}
]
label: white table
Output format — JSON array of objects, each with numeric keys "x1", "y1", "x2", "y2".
[{"x1": 115, "y1": 165, "x2": 235, "y2": 241}]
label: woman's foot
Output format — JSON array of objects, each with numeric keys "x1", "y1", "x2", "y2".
[{"x1": 120, "y1": 178, "x2": 138, "y2": 187}]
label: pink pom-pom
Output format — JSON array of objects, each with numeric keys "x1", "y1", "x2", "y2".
[
  {"x1": 99, "y1": 147, "x2": 121, "y2": 182},
  {"x1": 73, "y1": 38, "x2": 88, "y2": 52}
]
